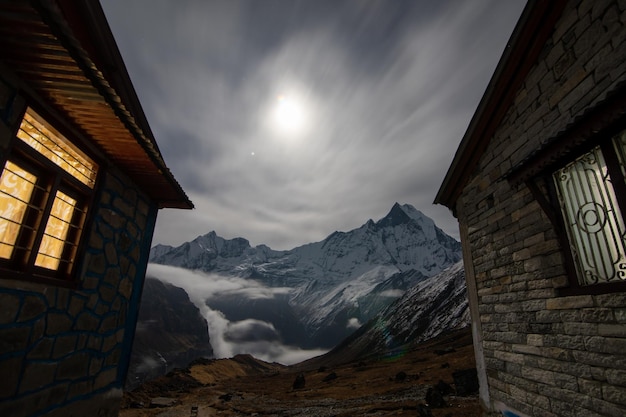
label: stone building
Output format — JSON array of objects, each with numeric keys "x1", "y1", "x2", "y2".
[
  {"x1": 0, "y1": 1, "x2": 192, "y2": 416},
  {"x1": 435, "y1": 0, "x2": 626, "y2": 416}
]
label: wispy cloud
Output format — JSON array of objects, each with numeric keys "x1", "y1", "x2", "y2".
[
  {"x1": 102, "y1": 0, "x2": 526, "y2": 249},
  {"x1": 147, "y1": 263, "x2": 326, "y2": 364}
]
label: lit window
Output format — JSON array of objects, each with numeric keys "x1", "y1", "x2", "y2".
[
  {"x1": 0, "y1": 161, "x2": 37, "y2": 258},
  {"x1": 553, "y1": 130, "x2": 626, "y2": 286},
  {"x1": 0, "y1": 108, "x2": 98, "y2": 281}
]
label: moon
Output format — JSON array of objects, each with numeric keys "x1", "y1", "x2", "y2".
[{"x1": 270, "y1": 94, "x2": 309, "y2": 137}]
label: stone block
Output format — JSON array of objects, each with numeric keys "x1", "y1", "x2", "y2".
[
  {"x1": 67, "y1": 379, "x2": 94, "y2": 400},
  {"x1": 584, "y1": 336, "x2": 626, "y2": 355},
  {"x1": 0, "y1": 356, "x2": 22, "y2": 399},
  {"x1": 20, "y1": 361, "x2": 57, "y2": 393},
  {"x1": 522, "y1": 366, "x2": 555, "y2": 385},
  {"x1": 68, "y1": 296, "x2": 86, "y2": 318},
  {"x1": 594, "y1": 293, "x2": 626, "y2": 308},
  {"x1": 523, "y1": 257, "x2": 543, "y2": 273},
  {"x1": 535, "y1": 310, "x2": 561, "y2": 323},
  {"x1": 549, "y1": 65, "x2": 588, "y2": 105},
  {"x1": 578, "y1": 308, "x2": 613, "y2": 323},
  {"x1": 573, "y1": 350, "x2": 626, "y2": 370},
  {"x1": 42, "y1": 386, "x2": 122, "y2": 417},
  {"x1": 27, "y1": 337, "x2": 54, "y2": 359},
  {"x1": 52, "y1": 334, "x2": 78, "y2": 359},
  {"x1": 89, "y1": 357, "x2": 103, "y2": 376},
  {"x1": 86, "y1": 252, "x2": 106, "y2": 276},
  {"x1": 527, "y1": 334, "x2": 544, "y2": 346},
  {"x1": 591, "y1": 396, "x2": 626, "y2": 417},
  {"x1": 56, "y1": 352, "x2": 90, "y2": 380},
  {"x1": 113, "y1": 196, "x2": 134, "y2": 218},
  {"x1": 546, "y1": 295, "x2": 594, "y2": 310},
  {"x1": 118, "y1": 278, "x2": 133, "y2": 299},
  {"x1": 494, "y1": 350, "x2": 525, "y2": 365},
  {"x1": 104, "y1": 346, "x2": 121, "y2": 367},
  {"x1": 606, "y1": 369, "x2": 626, "y2": 387},
  {"x1": 554, "y1": 372, "x2": 578, "y2": 390},
  {"x1": 75, "y1": 312, "x2": 100, "y2": 332},
  {"x1": 82, "y1": 275, "x2": 100, "y2": 291},
  {"x1": 614, "y1": 308, "x2": 626, "y2": 322},
  {"x1": 99, "y1": 315, "x2": 119, "y2": 334},
  {"x1": 578, "y1": 378, "x2": 602, "y2": 396},
  {"x1": 117, "y1": 232, "x2": 132, "y2": 253},
  {"x1": 104, "y1": 242, "x2": 118, "y2": 266},
  {"x1": 89, "y1": 231, "x2": 104, "y2": 250},
  {"x1": 99, "y1": 284, "x2": 117, "y2": 304},
  {"x1": 0, "y1": 292, "x2": 20, "y2": 324},
  {"x1": 101, "y1": 208, "x2": 123, "y2": 230},
  {"x1": 520, "y1": 299, "x2": 546, "y2": 312},
  {"x1": 564, "y1": 322, "x2": 597, "y2": 335},
  {"x1": 94, "y1": 367, "x2": 118, "y2": 390},
  {"x1": 46, "y1": 313, "x2": 73, "y2": 336},
  {"x1": 87, "y1": 334, "x2": 102, "y2": 350},
  {"x1": 0, "y1": 327, "x2": 31, "y2": 355},
  {"x1": 102, "y1": 333, "x2": 118, "y2": 353},
  {"x1": 119, "y1": 256, "x2": 131, "y2": 275},
  {"x1": 18, "y1": 295, "x2": 47, "y2": 322},
  {"x1": 598, "y1": 324, "x2": 626, "y2": 337},
  {"x1": 104, "y1": 268, "x2": 121, "y2": 286},
  {"x1": 602, "y1": 384, "x2": 626, "y2": 406},
  {"x1": 54, "y1": 289, "x2": 69, "y2": 310}
]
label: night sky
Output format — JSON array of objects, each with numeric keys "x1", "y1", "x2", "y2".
[{"x1": 101, "y1": 0, "x2": 526, "y2": 250}]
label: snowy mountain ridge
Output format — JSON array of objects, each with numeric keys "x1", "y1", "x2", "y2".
[{"x1": 149, "y1": 203, "x2": 462, "y2": 348}]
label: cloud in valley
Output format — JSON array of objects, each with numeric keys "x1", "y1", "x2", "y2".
[{"x1": 147, "y1": 263, "x2": 326, "y2": 365}]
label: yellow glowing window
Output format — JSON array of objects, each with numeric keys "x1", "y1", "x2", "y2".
[
  {"x1": 0, "y1": 107, "x2": 98, "y2": 281},
  {"x1": 0, "y1": 161, "x2": 37, "y2": 259},
  {"x1": 35, "y1": 191, "x2": 77, "y2": 270},
  {"x1": 17, "y1": 110, "x2": 97, "y2": 188}
]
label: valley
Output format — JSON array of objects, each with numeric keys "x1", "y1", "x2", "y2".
[{"x1": 121, "y1": 328, "x2": 479, "y2": 417}]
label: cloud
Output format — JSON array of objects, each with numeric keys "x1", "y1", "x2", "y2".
[
  {"x1": 379, "y1": 289, "x2": 404, "y2": 298},
  {"x1": 346, "y1": 317, "x2": 362, "y2": 330},
  {"x1": 146, "y1": 263, "x2": 326, "y2": 364},
  {"x1": 223, "y1": 319, "x2": 280, "y2": 343},
  {"x1": 101, "y1": 0, "x2": 526, "y2": 249}
]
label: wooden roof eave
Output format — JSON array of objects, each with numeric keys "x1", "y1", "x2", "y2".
[
  {"x1": 434, "y1": 0, "x2": 567, "y2": 213},
  {"x1": 2, "y1": 0, "x2": 193, "y2": 209}
]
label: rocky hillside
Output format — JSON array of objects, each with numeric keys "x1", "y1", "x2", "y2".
[
  {"x1": 120, "y1": 328, "x2": 480, "y2": 417},
  {"x1": 304, "y1": 261, "x2": 469, "y2": 367},
  {"x1": 126, "y1": 278, "x2": 213, "y2": 389}
]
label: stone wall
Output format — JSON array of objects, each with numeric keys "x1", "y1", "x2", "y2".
[
  {"x1": 0, "y1": 73, "x2": 159, "y2": 416},
  {"x1": 456, "y1": 1, "x2": 626, "y2": 416}
]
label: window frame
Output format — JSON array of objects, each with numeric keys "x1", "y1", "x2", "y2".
[
  {"x1": 507, "y1": 86, "x2": 626, "y2": 295},
  {"x1": 546, "y1": 134, "x2": 626, "y2": 295},
  {"x1": 0, "y1": 106, "x2": 100, "y2": 287}
]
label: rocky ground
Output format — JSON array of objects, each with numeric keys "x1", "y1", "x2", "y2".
[{"x1": 120, "y1": 328, "x2": 480, "y2": 417}]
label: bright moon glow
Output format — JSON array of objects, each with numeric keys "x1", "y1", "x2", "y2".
[{"x1": 270, "y1": 94, "x2": 308, "y2": 136}]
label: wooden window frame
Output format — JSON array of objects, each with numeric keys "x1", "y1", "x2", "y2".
[{"x1": 0, "y1": 107, "x2": 99, "y2": 287}]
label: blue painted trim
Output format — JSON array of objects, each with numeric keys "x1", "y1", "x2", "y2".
[{"x1": 116, "y1": 202, "x2": 158, "y2": 385}]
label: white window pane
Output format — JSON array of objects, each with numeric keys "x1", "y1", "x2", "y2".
[{"x1": 554, "y1": 147, "x2": 626, "y2": 285}]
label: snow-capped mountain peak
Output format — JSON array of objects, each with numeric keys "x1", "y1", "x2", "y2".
[{"x1": 149, "y1": 203, "x2": 462, "y2": 348}]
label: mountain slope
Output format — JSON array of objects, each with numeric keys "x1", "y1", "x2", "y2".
[
  {"x1": 126, "y1": 278, "x2": 213, "y2": 388},
  {"x1": 149, "y1": 203, "x2": 462, "y2": 349},
  {"x1": 311, "y1": 261, "x2": 469, "y2": 366}
]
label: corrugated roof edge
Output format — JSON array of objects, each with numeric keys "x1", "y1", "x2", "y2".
[{"x1": 36, "y1": 0, "x2": 193, "y2": 209}]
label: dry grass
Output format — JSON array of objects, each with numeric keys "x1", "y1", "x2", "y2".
[{"x1": 120, "y1": 328, "x2": 481, "y2": 417}]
